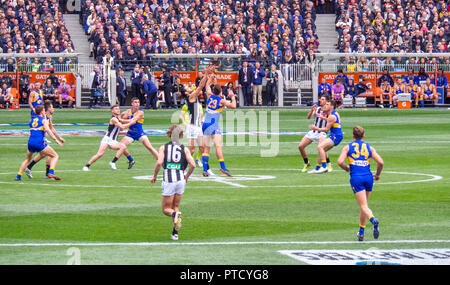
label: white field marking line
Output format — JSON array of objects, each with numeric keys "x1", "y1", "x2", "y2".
[
  {"x1": 0, "y1": 170, "x2": 442, "y2": 189},
  {"x1": 0, "y1": 240, "x2": 449, "y2": 247}
]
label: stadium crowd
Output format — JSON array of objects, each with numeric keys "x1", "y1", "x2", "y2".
[
  {"x1": 335, "y1": 0, "x2": 450, "y2": 55},
  {"x1": 80, "y1": 0, "x2": 321, "y2": 70}
]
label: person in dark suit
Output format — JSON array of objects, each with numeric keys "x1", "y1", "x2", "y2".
[
  {"x1": 130, "y1": 64, "x2": 143, "y2": 104},
  {"x1": 161, "y1": 65, "x2": 173, "y2": 108},
  {"x1": 116, "y1": 69, "x2": 127, "y2": 106},
  {"x1": 238, "y1": 61, "x2": 254, "y2": 106}
]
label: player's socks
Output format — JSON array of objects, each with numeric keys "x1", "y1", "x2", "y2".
[
  {"x1": 48, "y1": 168, "x2": 55, "y2": 175},
  {"x1": 112, "y1": 157, "x2": 119, "y2": 163},
  {"x1": 303, "y1": 157, "x2": 309, "y2": 164},
  {"x1": 85, "y1": 164, "x2": 90, "y2": 168},
  {"x1": 420, "y1": 99, "x2": 424, "y2": 108},
  {"x1": 27, "y1": 160, "x2": 37, "y2": 170},
  {"x1": 126, "y1": 155, "x2": 133, "y2": 162},
  {"x1": 359, "y1": 224, "x2": 365, "y2": 236},
  {"x1": 321, "y1": 160, "x2": 327, "y2": 169},
  {"x1": 315, "y1": 163, "x2": 321, "y2": 171},
  {"x1": 202, "y1": 154, "x2": 209, "y2": 173},
  {"x1": 369, "y1": 216, "x2": 375, "y2": 224},
  {"x1": 196, "y1": 150, "x2": 201, "y2": 161},
  {"x1": 15, "y1": 173, "x2": 22, "y2": 181},
  {"x1": 218, "y1": 159, "x2": 226, "y2": 170},
  {"x1": 45, "y1": 165, "x2": 50, "y2": 177}
]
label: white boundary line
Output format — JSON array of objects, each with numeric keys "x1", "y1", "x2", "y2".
[
  {"x1": 0, "y1": 169, "x2": 443, "y2": 189},
  {"x1": 0, "y1": 240, "x2": 449, "y2": 247}
]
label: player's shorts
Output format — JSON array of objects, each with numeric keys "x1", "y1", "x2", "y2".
[
  {"x1": 161, "y1": 180, "x2": 186, "y2": 197},
  {"x1": 329, "y1": 133, "x2": 343, "y2": 146},
  {"x1": 305, "y1": 130, "x2": 327, "y2": 142},
  {"x1": 186, "y1": 124, "x2": 203, "y2": 139},
  {"x1": 61, "y1": 94, "x2": 71, "y2": 100},
  {"x1": 350, "y1": 174, "x2": 374, "y2": 194},
  {"x1": 101, "y1": 136, "x2": 119, "y2": 148},
  {"x1": 125, "y1": 131, "x2": 146, "y2": 142},
  {"x1": 28, "y1": 140, "x2": 47, "y2": 153},
  {"x1": 202, "y1": 117, "x2": 221, "y2": 136}
]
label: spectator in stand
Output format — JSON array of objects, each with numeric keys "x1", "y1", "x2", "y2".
[
  {"x1": 56, "y1": 78, "x2": 74, "y2": 108},
  {"x1": 47, "y1": 70, "x2": 61, "y2": 90},
  {"x1": 252, "y1": 61, "x2": 266, "y2": 106},
  {"x1": 89, "y1": 65, "x2": 103, "y2": 109},
  {"x1": 172, "y1": 77, "x2": 186, "y2": 109},
  {"x1": 161, "y1": 65, "x2": 174, "y2": 109}
]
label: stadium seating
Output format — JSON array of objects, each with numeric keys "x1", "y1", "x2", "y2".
[{"x1": 79, "y1": 0, "x2": 320, "y2": 70}]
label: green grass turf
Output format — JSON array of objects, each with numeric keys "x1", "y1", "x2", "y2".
[{"x1": 0, "y1": 108, "x2": 449, "y2": 264}]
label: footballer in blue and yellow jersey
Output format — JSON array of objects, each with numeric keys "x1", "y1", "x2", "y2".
[
  {"x1": 406, "y1": 79, "x2": 420, "y2": 101},
  {"x1": 29, "y1": 81, "x2": 44, "y2": 117},
  {"x1": 418, "y1": 78, "x2": 438, "y2": 107},
  {"x1": 337, "y1": 126, "x2": 384, "y2": 241},
  {"x1": 308, "y1": 100, "x2": 343, "y2": 173}
]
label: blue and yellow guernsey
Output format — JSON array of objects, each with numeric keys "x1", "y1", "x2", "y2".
[
  {"x1": 406, "y1": 83, "x2": 420, "y2": 98},
  {"x1": 330, "y1": 110, "x2": 343, "y2": 136},
  {"x1": 422, "y1": 83, "x2": 434, "y2": 96},
  {"x1": 347, "y1": 140, "x2": 373, "y2": 176},
  {"x1": 30, "y1": 89, "x2": 44, "y2": 117},
  {"x1": 128, "y1": 108, "x2": 144, "y2": 133},
  {"x1": 29, "y1": 116, "x2": 46, "y2": 142},
  {"x1": 202, "y1": 94, "x2": 223, "y2": 135}
]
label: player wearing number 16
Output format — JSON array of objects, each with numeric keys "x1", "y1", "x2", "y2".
[
  {"x1": 150, "y1": 125, "x2": 196, "y2": 241},
  {"x1": 337, "y1": 126, "x2": 384, "y2": 242}
]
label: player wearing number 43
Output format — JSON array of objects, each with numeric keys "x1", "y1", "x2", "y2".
[
  {"x1": 150, "y1": 125, "x2": 196, "y2": 241},
  {"x1": 337, "y1": 126, "x2": 384, "y2": 242}
]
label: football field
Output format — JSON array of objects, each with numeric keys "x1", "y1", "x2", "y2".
[{"x1": 0, "y1": 108, "x2": 449, "y2": 265}]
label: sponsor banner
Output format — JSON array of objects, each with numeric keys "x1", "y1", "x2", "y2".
[
  {"x1": 319, "y1": 72, "x2": 450, "y2": 98},
  {"x1": 4, "y1": 72, "x2": 77, "y2": 100},
  {"x1": 154, "y1": 71, "x2": 238, "y2": 86},
  {"x1": 278, "y1": 249, "x2": 450, "y2": 265}
]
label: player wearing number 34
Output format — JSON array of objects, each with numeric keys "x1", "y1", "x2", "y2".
[{"x1": 337, "y1": 126, "x2": 384, "y2": 242}]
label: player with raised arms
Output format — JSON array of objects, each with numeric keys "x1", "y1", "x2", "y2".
[
  {"x1": 109, "y1": 97, "x2": 159, "y2": 169},
  {"x1": 150, "y1": 124, "x2": 196, "y2": 241},
  {"x1": 82, "y1": 104, "x2": 138, "y2": 171},
  {"x1": 201, "y1": 67, "x2": 237, "y2": 177},
  {"x1": 179, "y1": 66, "x2": 212, "y2": 168},
  {"x1": 308, "y1": 100, "x2": 343, "y2": 174},
  {"x1": 337, "y1": 126, "x2": 384, "y2": 241},
  {"x1": 15, "y1": 105, "x2": 63, "y2": 181}
]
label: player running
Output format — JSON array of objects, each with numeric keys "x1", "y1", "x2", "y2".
[
  {"x1": 15, "y1": 105, "x2": 63, "y2": 181},
  {"x1": 83, "y1": 104, "x2": 137, "y2": 171},
  {"x1": 150, "y1": 124, "x2": 196, "y2": 241},
  {"x1": 337, "y1": 126, "x2": 384, "y2": 241},
  {"x1": 308, "y1": 100, "x2": 343, "y2": 174},
  {"x1": 110, "y1": 97, "x2": 159, "y2": 170},
  {"x1": 298, "y1": 94, "x2": 333, "y2": 173},
  {"x1": 201, "y1": 70, "x2": 237, "y2": 177},
  {"x1": 24, "y1": 101, "x2": 65, "y2": 178}
]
